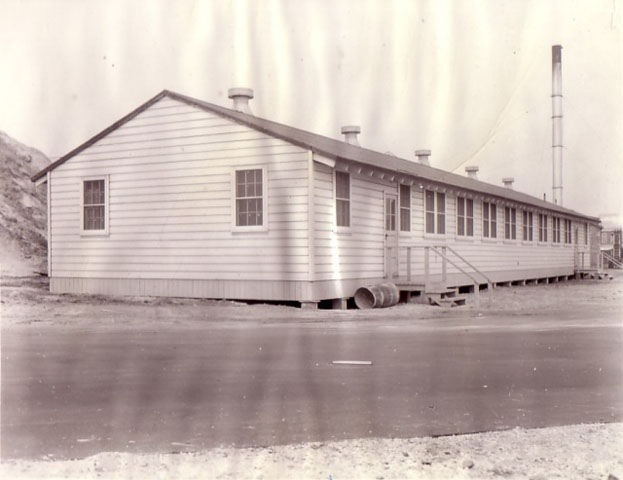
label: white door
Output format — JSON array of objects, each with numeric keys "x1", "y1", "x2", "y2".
[{"x1": 384, "y1": 193, "x2": 399, "y2": 278}]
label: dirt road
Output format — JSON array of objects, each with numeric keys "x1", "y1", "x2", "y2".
[{"x1": 1, "y1": 273, "x2": 622, "y2": 479}]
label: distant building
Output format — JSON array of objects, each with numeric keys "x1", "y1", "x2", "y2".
[
  {"x1": 32, "y1": 89, "x2": 601, "y2": 307},
  {"x1": 600, "y1": 228, "x2": 622, "y2": 268}
]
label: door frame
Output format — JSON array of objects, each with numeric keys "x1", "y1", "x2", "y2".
[{"x1": 384, "y1": 192, "x2": 399, "y2": 278}]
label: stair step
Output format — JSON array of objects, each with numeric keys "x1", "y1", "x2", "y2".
[
  {"x1": 428, "y1": 294, "x2": 467, "y2": 307},
  {"x1": 426, "y1": 287, "x2": 458, "y2": 295}
]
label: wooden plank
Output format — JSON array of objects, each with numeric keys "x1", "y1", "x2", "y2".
[
  {"x1": 92, "y1": 124, "x2": 269, "y2": 149},
  {"x1": 51, "y1": 277, "x2": 314, "y2": 301},
  {"x1": 51, "y1": 270, "x2": 310, "y2": 282},
  {"x1": 47, "y1": 172, "x2": 52, "y2": 276},
  {"x1": 51, "y1": 157, "x2": 308, "y2": 184},
  {"x1": 307, "y1": 150, "x2": 315, "y2": 282},
  {"x1": 56, "y1": 144, "x2": 305, "y2": 171},
  {"x1": 53, "y1": 254, "x2": 309, "y2": 266},
  {"x1": 332, "y1": 361, "x2": 372, "y2": 366}
]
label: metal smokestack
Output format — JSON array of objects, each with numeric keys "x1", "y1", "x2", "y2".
[{"x1": 552, "y1": 45, "x2": 563, "y2": 205}]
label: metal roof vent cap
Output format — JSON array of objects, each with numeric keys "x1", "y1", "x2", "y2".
[
  {"x1": 503, "y1": 177, "x2": 515, "y2": 189},
  {"x1": 341, "y1": 125, "x2": 361, "y2": 146},
  {"x1": 415, "y1": 149, "x2": 431, "y2": 166},
  {"x1": 228, "y1": 88, "x2": 254, "y2": 114},
  {"x1": 465, "y1": 166, "x2": 479, "y2": 179}
]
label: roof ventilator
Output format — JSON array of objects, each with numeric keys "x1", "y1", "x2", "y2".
[
  {"x1": 341, "y1": 125, "x2": 361, "y2": 146},
  {"x1": 228, "y1": 88, "x2": 254, "y2": 114},
  {"x1": 465, "y1": 166, "x2": 479, "y2": 180},
  {"x1": 415, "y1": 149, "x2": 431, "y2": 166}
]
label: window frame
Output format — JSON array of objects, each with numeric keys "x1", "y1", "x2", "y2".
[
  {"x1": 231, "y1": 166, "x2": 268, "y2": 232},
  {"x1": 522, "y1": 210, "x2": 533, "y2": 242},
  {"x1": 334, "y1": 170, "x2": 352, "y2": 231},
  {"x1": 504, "y1": 206, "x2": 517, "y2": 240},
  {"x1": 456, "y1": 196, "x2": 474, "y2": 238},
  {"x1": 385, "y1": 194, "x2": 397, "y2": 232},
  {"x1": 564, "y1": 219, "x2": 572, "y2": 244},
  {"x1": 482, "y1": 201, "x2": 497, "y2": 239},
  {"x1": 399, "y1": 184, "x2": 411, "y2": 232},
  {"x1": 425, "y1": 190, "x2": 446, "y2": 236},
  {"x1": 552, "y1": 216, "x2": 561, "y2": 244},
  {"x1": 538, "y1": 213, "x2": 548, "y2": 243},
  {"x1": 80, "y1": 175, "x2": 109, "y2": 236}
]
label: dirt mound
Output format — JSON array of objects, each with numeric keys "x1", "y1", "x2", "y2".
[{"x1": 0, "y1": 130, "x2": 49, "y2": 276}]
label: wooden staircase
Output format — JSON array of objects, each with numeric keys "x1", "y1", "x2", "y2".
[
  {"x1": 425, "y1": 283, "x2": 467, "y2": 307},
  {"x1": 398, "y1": 244, "x2": 493, "y2": 308}
]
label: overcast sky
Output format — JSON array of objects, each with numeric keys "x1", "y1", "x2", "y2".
[{"x1": 1, "y1": 0, "x2": 621, "y2": 221}]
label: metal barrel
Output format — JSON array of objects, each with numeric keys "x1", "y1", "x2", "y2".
[{"x1": 354, "y1": 282, "x2": 400, "y2": 309}]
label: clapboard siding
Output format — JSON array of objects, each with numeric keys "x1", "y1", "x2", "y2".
[
  {"x1": 397, "y1": 242, "x2": 574, "y2": 277},
  {"x1": 312, "y1": 158, "x2": 387, "y2": 281},
  {"x1": 312, "y1": 158, "x2": 592, "y2": 290},
  {"x1": 51, "y1": 277, "x2": 313, "y2": 301},
  {"x1": 50, "y1": 97, "x2": 310, "y2": 283}
]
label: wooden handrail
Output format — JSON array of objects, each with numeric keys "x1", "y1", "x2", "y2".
[
  {"x1": 601, "y1": 251, "x2": 623, "y2": 269},
  {"x1": 402, "y1": 244, "x2": 493, "y2": 308},
  {"x1": 402, "y1": 244, "x2": 492, "y2": 284},
  {"x1": 441, "y1": 245, "x2": 493, "y2": 284},
  {"x1": 428, "y1": 246, "x2": 481, "y2": 285}
]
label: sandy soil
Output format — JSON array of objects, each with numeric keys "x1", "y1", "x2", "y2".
[
  {"x1": 1, "y1": 423, "x2": 621, "y2": 480},
  {"x1": 1, "y1": 273, "x2": 622, "y2": 479}
]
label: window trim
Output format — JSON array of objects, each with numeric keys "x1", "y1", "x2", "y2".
[
  {"x1": 482, "y1": 201, "x2": 497, "y2": 239},
  {"x1": 231, "y1": 166, "x2": 268, "y2": 232},
  {"x1": 334, "y1": 170, "x2": 352, "y2": 232},
  {"x1": 456, "y1": 196, "x2": 474, "y2": 238},
  {"x1": 424, "y1": 190, "x2": 446, "y2": 236},
  {"x1": 399, "y1": 184, "x2": 411, "y2": 232},
  {"x1": 522, "y1": 210, "x2": 534, "y2": 242},
  {"x1": 538, "y1": 213, "x2": 548, "y2": 243},
  {"x1": 564, "y1": 219, "x2": 572, "y2": 244},
  {"x1": 385, "y1": 193, "x2": 397, "y2": 232},
  {"x1": 552, "y1": 216, "x2": 561, "y2": 244},
  {"x1": 80, "y1": 175, "x2": 109, "y2": 236},
  {"x1": 504, "y1": 206, "x2": 517, "y2": 241}
]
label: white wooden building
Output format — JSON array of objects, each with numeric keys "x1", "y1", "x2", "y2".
[{"x1": 32, "y1": 89, "x2": 601, "y2": 307}]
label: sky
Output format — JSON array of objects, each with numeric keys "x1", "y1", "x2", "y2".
[{"x1": 1, "y1": 0, "x2": 621, "y2": 222}]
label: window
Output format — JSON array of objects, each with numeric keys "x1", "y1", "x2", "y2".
[
  {"x1": 456, "y1": 197, "x2": 474, "y2": 237},
  {"x1": 81, "y1": 177, "x2": 108, "y2": 233},
  {"x1": 482, "y1": 201, "x2": 497, "y2": 238},
  {"x1": 504, "y1": 206, "x2": 517, "y2": 240},
  {"x1": 538, "y1": 214, "x2": 548, "y2": 242},
  {"x1": 584, "y1": 223, "x2": 588, "y2": 245},
  {"x1": 386, "y1": 196, "x2": 396, "y2": 231},
  {"x1": 564, "y1": 219, "x2": 572, "y2": 244},
  {"x1": 425, "y1": 190, "x2": 445, "y2": 234},
  {"x1": 522, "y1": 211, "x2": 533, "y2": 241},
  {"x1": 399, "y1": 184, "x2": 410, "y2": 232},
  {"x1": 235, "y1": 168, "x2": 264, "y2": 227},
  {"x1": 553, "y1": 216, "x2": 561, "y2": 243},
  {"x1": 335, "y1": 171, "x2": 350, "y2": 227}
]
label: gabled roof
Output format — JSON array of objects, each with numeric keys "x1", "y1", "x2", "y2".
[{"x1": 33, "y1": 89, "x2": 600, "y2": 223}]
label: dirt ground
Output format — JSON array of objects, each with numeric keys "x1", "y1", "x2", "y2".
[
  {"x1": 1, "y1": 423, "x2": 621, "y2": 480},
  {"x1": 1, "y1": 271, "x2": 622, "y2": 329},
  {"x1": 1, "y1": 272, "x2": 622, "y2": 479}
]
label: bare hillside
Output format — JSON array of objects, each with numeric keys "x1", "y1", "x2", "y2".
[{"x1": 0, "y1": 131, "x2": 49, "y2": 276}]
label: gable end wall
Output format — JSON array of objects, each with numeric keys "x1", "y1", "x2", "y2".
[{"x1": 49, "y1": 97, "x2": 311, "y2": 298}]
